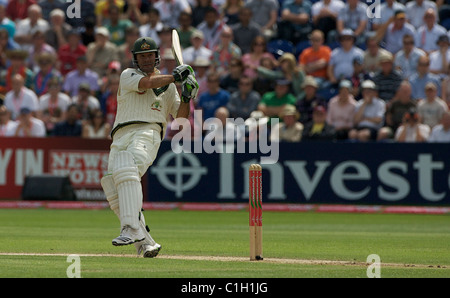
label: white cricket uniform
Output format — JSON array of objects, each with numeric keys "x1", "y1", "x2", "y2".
[{"x1": 108, "y1": 68, "x2": 181, "y2": 177}]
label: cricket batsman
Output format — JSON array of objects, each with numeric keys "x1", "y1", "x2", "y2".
[{"x1": 100, "y1": 37, "x2": 198, "y2": 257}]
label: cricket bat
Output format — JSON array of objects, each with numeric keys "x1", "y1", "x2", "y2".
[{"x1": 172, "y1": 29, "x2": 184, "y2": 66}]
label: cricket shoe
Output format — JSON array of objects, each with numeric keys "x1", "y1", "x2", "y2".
[
  {"x1": 112, "y1": 225, "x2": 145, "y2": 246},
  {"x1": 137, "y1": 243, "x2": 162, "y2": 258}
]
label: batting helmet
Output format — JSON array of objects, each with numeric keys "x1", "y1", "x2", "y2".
[{"x1": 131, "y1": 37, "x2": 160, "y2": 71}]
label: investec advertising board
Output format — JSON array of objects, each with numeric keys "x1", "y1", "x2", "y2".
[
  {"x1": 1, "y1": 138, "x2": 450, "y2": 205},
  {"x1": 148, "y1": 142, "x2": 450, "y2": 205}
]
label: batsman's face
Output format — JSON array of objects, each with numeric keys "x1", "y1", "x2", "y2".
[{"x1": 136, "y1": 52, "x2": 156, "y2": 74}]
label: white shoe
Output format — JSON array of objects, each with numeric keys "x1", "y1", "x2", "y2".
[
  {"x1": 134, "y1": 211, "x2": 161, "y2": 257},
  {"x1": 138, "y1": 243, "x2": 162, "y2": 258},
  {"x1": 112, "y1": 225, "x2": 145, "y2": 246}
]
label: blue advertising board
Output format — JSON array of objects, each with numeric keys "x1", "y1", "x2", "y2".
[{"x1": 146, "y1": 142, "x2": 450, "y2": 206}]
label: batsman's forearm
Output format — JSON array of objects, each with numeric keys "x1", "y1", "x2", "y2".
[
  {"x1": 176, "y1": 102, "x2": 190, "y2": 119},
  {"x1": 138, "y1": 74, "x2": 175, "y2": 90}
]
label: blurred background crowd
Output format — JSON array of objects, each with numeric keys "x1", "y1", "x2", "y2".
[{"x1": 0, "y1": 0, "x2": 450, "y2": 143}]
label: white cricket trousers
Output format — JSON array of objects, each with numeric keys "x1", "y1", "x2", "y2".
[{"x1": 108, "y1": 123, "x2": 162, "y2": 177}]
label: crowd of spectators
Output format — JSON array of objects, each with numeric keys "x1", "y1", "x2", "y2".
[{"x1": 0, "y1": 0, "x2": 450, "y2": 143}]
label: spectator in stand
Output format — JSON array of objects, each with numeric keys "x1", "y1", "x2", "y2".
[
  {"x1": 0, "y1": 3, "x2": 16, "y2": 39},
  {"x1": 428, "y1": 111, "x2": 450, "y2": 142},
  {"x1": 406, "y1": 0, "x2": 438, "y2": 29},
  {"x1": 299, "y1": 29, "x2": 331, "y2": 87},
  {"x1": 0, "y1": 28, "x2": 19, "y2": 55},
  {"x1": 82, "y1": 108, "x2": 111, "y2": 139},
  {"x1": 231, "y1": 7, "x2": 261, "y2": 55},
  {"x1": 44, "y1": 8, "x2": 71, "y2": 51},
  {"x1": 257, "y1": 79, "x2": 297, "y2": 120},
  {"x1": 395, "y1": 107, "x2": 430, "y2": 142},
  {"x1": 138, "y1": 8, "x2": 163, "y2": 45},
  {"x1": 80, "y1": 16, "x2": 96, "y2": 46},
  {"x1": 86, "y1": 26, "x2": 119, "y2": 78},
  {"x1": 57, "y1": 30, "x2": 87, "y2": 76},
  {"x1": 27, "y1": 30, "x2": 56, "y2": 72},
  {"x1": 1, "y1": 49, "x2": 34, "y2": 92},
  {"x1": 192, "y1": 0, "x2": 213, "y2": 27},
  {"x1": 440, "y1": 64, "x2": 450, "y2": 107},
  {"x1": 394, "y1": 33, "x2": 426, "y2": 79},
  {"x1": 295, "y1": 75, "x2": 327, "y2": 125},
  {"x1": 257, "y1": 53, "x2": 305, "y2": 99},
  {"x1": 122, "y1": 0, "x2": 150, "y2": 26},
  {"x1": 95, "y1": 0, "x2": 125, "y2": 27},
  {"x1": 52, "y1": 103, "x2": 83, "y2": 136},
  {"x1": 157, "y1": 26, "x2": 173, "y2": 71},
  {"x1": 409, "y1": 55, "x2": 441, "y2": 101},
  {"x1": 336, "y1": 0, "x2": 368, "y2": 45},
  {"x1": 302, "y1": 105, "x2": 336, "y2": 141},
  {"x1": 371, "y1": 0, "x2": 405, "y2": 31},
  {"x1": 13, "y1": 107, "x2": 46, "y2": 137},
  {"x1": 104, "y1": 4, "x2": 133, "y2": 46},
  {"x1": 154, "y1": 0, "x2": 191, "y2": 29},
  {"x1": 221, "y1": 0, "x2": 245, "y2": 26},
  {"x1": 372, "y1": 52, "x2": 403, "y2": 102},
  {"x1": 197, "y1": 7, "x2": 226, "y2": 51},
  {"x1": 71, "y1": 82, "x2": 101, "y2": 122},
  {"x1": 98, "y1": 60, "x2": 121, "y2": 94},
  {"x1": 226, "y1": 75, "x2": 261, "y2": 120},
  {"x1": 6, "y1": 0, "x2": 36, "y2": 23},
  {"x1": 37, "y1": 76, "x2": 71, "y2": 135},
  {"x1": 182, "y1": 30, "x2": 212, "y2": 66},
  {"x1": 63, "y1": 56, "x2": 99, "y2": 97},
  {"x1": 245, "y1": 0, "x2": 279, "y2": 39},
  {"x1": 278, "y1": 0, "x2": 313, "y2": 44},
  {"x1": 241, "y1": 35, "x2": 275, "y2": 80},
  {"x1": 197, "y1": 72, "x2": 231, "y2": 121},
  {"x1": 211, "y1": 27, "x2": 242, "y2": 78},
  {"x1": 348, "y1": 80, "x2": 386, "y2": 142},
  {"x1": 385, "y1": 81, "x2": 417, "y2": 132},
  {"x1": 99, "y1": 74, "x2": 119, "y2": 127},
  {"x1": 270, "y1": 104, "x2": 304, "y2": 142},
  {"x1": 326, "y1": 80, "x2": 357, "y2": 140},
  {"x1": 0, "y1": 104, "x2": 17, "y2": 136},
  {"x1": 0, "y1": 30, "x2": 14, "y2": 73},
  {"x1": 374, "y1": 9, "x2": 416, "y2": 55},
  {"x1": 363, "y1": 35, "x2": 392, "y2": 75},
  {"x1": 220, "y1": 57, "x2": 243, "y2": 94},
  {"x1": 4, "y1": 74, "x2": 38, "y2": 120},
  {"x1": 429, "y1": 34, "x2": 450, "y2": 79},
  {"x1": 253, "y1": 55, "x2": 276, "y2": 96},
  {"x1": 14, "y1": 4, "x2": 49, "y2": 50},
  {"x1": 158, "y1": 47, "x2": 177, "y2": 75},
  {"x1": 176, "y1": 11, "x2": 196, "y2": 49},
  {"x1": 350, "y1": 56, "x2": 373, "y2": 100},
  {"x1": 415, "y1": 8, "x2": 446, "y2": 54},
  {"x1": 117, "y1": 26, "x2": 140, "y2": 70},
  {"x1": 327, "y1": 29, "x2": 364, "y2": 85},
  {"x1": 417, "y1": 82, "x2": 449, "y2": 128},
  {"x1": 192, "y1": 57, "x2": 210, "y2": 100},
  {"x1": 32, "y1": 52, "x2": 60, "y2": 97},
  {"x1": 311, "y1": 0, "x2": 345, "y2": 43}
]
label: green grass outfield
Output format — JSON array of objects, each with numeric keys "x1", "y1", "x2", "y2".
[{"x1": 0, "y1": 208, "x2": 449, "y2": 278}]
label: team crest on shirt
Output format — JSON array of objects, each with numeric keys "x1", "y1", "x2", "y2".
[{"x1": 151, "y1": 100, "x2": 162, "y2": 111}]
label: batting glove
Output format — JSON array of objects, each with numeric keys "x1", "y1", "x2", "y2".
[
  {"x1": 172, "y1": 64, "x2": 194, "y2": 83},
  {"x1": 181, "y1": 74, "x2": 199, "y2": 103}
]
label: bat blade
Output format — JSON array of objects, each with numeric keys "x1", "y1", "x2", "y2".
[{"x1": 172, "y1": 29, "x2": 183, "y2": 66}]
